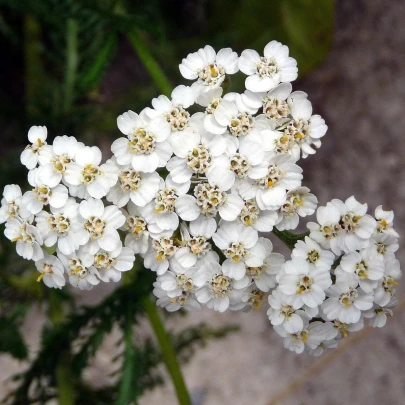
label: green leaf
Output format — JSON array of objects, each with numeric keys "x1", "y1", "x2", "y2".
[
  {"x1": 6, "y1": 271, "x2": 42, "y2": 299},
  {"x1": 77, "y1": 33, "x2": 118, "y2": 93},
  {"x1": 210, "y1": 0, "x2": 334, "y2": 76},
  {"x1": 127, "y1": 29, "x2": 173, "y2": 96},
  {"x1": 0, "y1": 317, "x2": 28, "y2": 359},
  {"x1": 281, "y1": 0, "x2": 334, "y2": 73}
]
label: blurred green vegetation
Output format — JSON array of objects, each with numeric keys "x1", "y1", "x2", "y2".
[{"x1": 0, "y1": 0, "x2": 334, "y2": 403}]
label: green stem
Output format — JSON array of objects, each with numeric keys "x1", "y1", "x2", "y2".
[
  {"x1": 63, "y1": 19, "x2": 79, "y2": 112},
  {"x1": 49, "y1": 290, "x2": 75, "y2": 405},
  {"x1": 56, "y1": 351, "x2": 75, "y2": 405},
  {"x1": 272, "y1": 227, "x2": 310, "y2": 250},
  {"x1": 143, "y1": 297, "x2": 192, "y2": 405},
  {"x1": 127, "y1": 29, "x2": 172, "y2": 96},
  {"x1": 117, "y1": 304, "x2": 135, "y2": 405},
  {"x1": 332, "y1": 254, "x2": 343, "y2": 270},
  {"x1": 49, "y1": 289, "x2": 64, "y2": 324}
]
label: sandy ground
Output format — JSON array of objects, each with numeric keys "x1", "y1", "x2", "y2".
[{"x1": 2, "y1": 0, "x2": 405, "y2": 404}]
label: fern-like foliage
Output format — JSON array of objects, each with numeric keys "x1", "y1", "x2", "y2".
[
  {"x1": 0, "y1": 0, "x2": 165, "y2": 135},
  {"x1": 1, "y1": 260, "x2": 237, "y2": 405}
]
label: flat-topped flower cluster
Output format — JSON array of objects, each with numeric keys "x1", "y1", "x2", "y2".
[{"x1": 0, "y1": 41, "x2": 400, "y2": 356}]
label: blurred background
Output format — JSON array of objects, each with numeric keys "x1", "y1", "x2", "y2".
[{"x1": 1, "y1": 0, "x2": 405, "y2": 404}]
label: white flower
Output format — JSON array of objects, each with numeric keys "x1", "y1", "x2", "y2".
[
  {"x1": 205, "y1": 134, "x2": 267, "y2": 191},
  {"x1": 261, "y1": 83, "x2": 294, "y2": 125},
  {"x1": 239, "y1": 41, "x2": 297, "y2": 92},
  {"x1": 238, "y1": 153, "x2": 303, "y2": 210},
  {"x1": 35, "y1": 253, "x2": 65, "y2": 288},
  {"x1": 374, "y1": 205, "x2": 399, "y2": 237},
  {"x1": 278, "y1": 258, "x2": 332, "y2": 308},
  {"x1": 20, "y1": 126, "x2": 48, "y2": 169},
  {"x1": 276, "y1": 187, "x2": 317, "y2": 230},
  {"x1": 224, "y1": 90, "x2": 263, "y2": 115},
  {"x1": 92, "y1": 245, "x2": 135, "y2": 283},
  {"x1": 153, "y1": 286, "x2": 200, "y2": 312},
  {"x1": 292, "y1": 236, "x2": 335, "y2": 270},
  {"x1": 176, "y1": 182, "x2": 244, "y2": 235},
  {"x1": 246, "y1": 238, "x2": 284, "y2": 292},
  {"x1": 194, "y1": 261, "x2": 249, "y2": 312},
  {"x1": 307, "y1": 338, "x2": 338, "y2": 357},
  {"x1": 154, "y1": 266, "x2": 202, "y2": 312},
  {"x1": 122, "y1": 202, "x2": 151, "y2": 255},
  {"x1": 139, "y1": 177, "x2": 190, "y2": 232},
  {"x1": 275, "y1": 320, "x2": 337, "y2": 355},
  {"x1": 195, "y1": 88, "x2": 228, "y2": 134},
  {"x1": 106, "y1": 160, "x2": 161, "y2": 208},
  {"x1": 144, "y1": 86, "x2": 196, "y2": 135},
  {"x1": 259, "y1": 87, "x2": 315, "y2": 157},
  {"x1": 328, "y1": 318, "x2": 364, "y2": 339},
  {"x1": 268, "y1": 289, "x2": 306, "y2": 333},
  {"x1": 179, "y1": 45, "x2": 239, "y2": 90},
  {"x1": 112, "y1": 110, "x2": 171, "y2": 173},
  {"x1": 373, "y1": 253, "x2": 401, "y2": 306},
  {"x1": 211, "y1": 99, "x2": 259, "y2": 138},
  {"x1": 330, "y1": 197, "x2": 377, "y2": 254},
  {"x1": 363, "y1": 299, "x2": 397, "y2": 328},
  {"x1": 58, "y1": 248, "x2": 99, "y2": 290},
  {"x1": 306, "y1": 322, "x2": 339, "y2": 348},
  {"x1": 158, "y1": 266, "x2": 195, "y2": 291},
  {"x1": 22, "y1": 168, "x2": 68, "y2": 215},
  {"x1": 144, "y1": 232, "x2": 177, "y2": 275},
  {"x1": 272, "y1": 314, "x2": 310, "y2": 353},
  {"x1": 205, "y1": 152, "x2": 251, "y2": 192},
  {"x1": 167, "y1": 129, "x2": 227, "y2": 185},
  {"x1": 65, "y1": 146, "x2": 119, "y2": 199},
  {"x1": 153, "y1": 268, "x2": 201, "y2": 312},
  {"x1": 79, "y1": 198, "x2": 125, "y2": 255},
  {"x1": 0, "y1": 185, "x2": 29, "y2": 223},
  {"x1": 260, "y1": 129, "x2": 301, "y2": 159},
  {"x1": 283, "y1": 98, "x2": 327, "y2": 158},
  {"x1": 236, "y1": 197, "x2": 278, "y2": 232},
  {"x1": 307, "y1": 203, "x2": 341, "y2": 252},
  {"x1": 37, "y1": 135, "x2": 84, "y2": 187},
  {"x1": 36, "y1": 198, "x2": 89, "y2": 255},
  {"x1": 174, "y1": 224, "x2": 217, "y2": 269},
  {"x1": 322, "y1": 278, "x2": 374, "y2": 324},
  {"x1": 370, "y1": 232, "x2": 399, "y2": 256},
  {"x1": 4, "y1": 218, "x2": 43, "y2": 261},
  {"x1": 336, "y1": 248, "x2": 384, "y2": 293},
  {"x1": 233, "y1": 284, "x2": 266, "y2": 311},
  {"x1": 212, "y1": 223, "x2": 266, "y2": 280}
]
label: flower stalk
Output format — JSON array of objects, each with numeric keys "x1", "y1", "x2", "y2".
[
  {"x1": 49, "y1": 290, "x2": 75, "y2": 405},
  {"x1": 143, "y1": 297, "x2": 192, "y2": 405}
]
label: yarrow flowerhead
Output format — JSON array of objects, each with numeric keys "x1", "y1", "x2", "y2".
[{"x1": 1, "y1": 40, "x2": 400, "y2": 357}]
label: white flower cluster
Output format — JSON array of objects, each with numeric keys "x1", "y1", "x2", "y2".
[
  {"x1": 1, "y1": 128, "x2": 133, "y2": 289},
  {"x1": 270, "y1": 198, "x2": 400, "y2": 355},
  {"x1": 0, "y1": 41, "x2": 400, "y2": 356}
]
